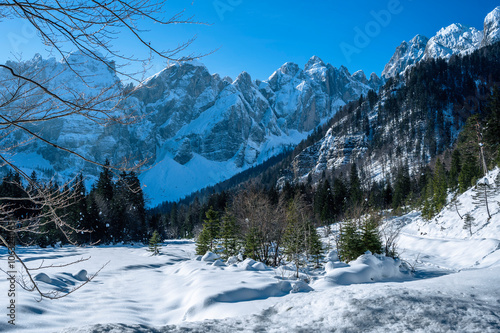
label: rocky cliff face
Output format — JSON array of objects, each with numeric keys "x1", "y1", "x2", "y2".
[
  {"x1": 482, "y1": 6, "x2": 500, "y2": 47},
  {"x1": 5, "y1": 55, "x2": 376, "y2": 205}
]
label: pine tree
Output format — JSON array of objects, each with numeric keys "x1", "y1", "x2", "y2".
[
  {"x1": 484, "y1": 87, "x2": 500, "y2": 150},
  {"x1": 432, "y1": 159, "x2": 448, "y2": 214},
  {"x1": 306, "y1": 221, "x2": 323, "y2": 267},
  {"x1": 94, "y1": 160, "x2": 115, "y2": 243},
  {"x1": 332, "y1": 176, "x2": 348, "y2": 216},
  {"x1": 220, "y1": 211, "x2": 239, "y2": 259},
  {"x1": 392, "y1": 164, "x2": 411, "y2": 209},
  {"x1": 195, "y1": 207, "x2": 220, "y2": 255},
  {"x1": 195, "y1": 227, "x2": 211, "y2": 255},
  {"x1": 243, "y1": 227, "x2": 261, "y2": 261},
  {"x1": 148, "y1": 230, "x2": 162, "y2": 255},
  {"x1": 449, "y1": 150, "x2": 461, "y2": 189},
  {"x1": 338, "y1": 219, "x2": 363, "y2": 262},
  {"x1": 472, "y1": 179, "x2": 494, "y2": 219},
  {"x1": 118, "y1": 171, "x2": 146, "y2": 242},
  {"x1": 282, "y1": 200, "x2": 307, "y2": 278},
  {"x1": 361, "y1": 216, "x2": 382, "y2": 255},
  {"x1": 68, "y1": 174, "x2": 88, "y2": 243},
  {"x1": 96, "y1": 159, "x2": 114, "y2": 201},
  {"x1": 463, "y1": 213, "x2": 475, "y2": 237},
  {"x1": 458, "y1": 155, "x2": 480, "y2": 193},
  {"x1": 422, "y1": 181, "x2": 435, "y2": 220},
  {"x1": 349, "y1": 163, "x2": 362, "y2": 207}
]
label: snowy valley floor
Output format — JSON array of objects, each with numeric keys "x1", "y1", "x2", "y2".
[
  {"x1": 1, "y1": 235, "x2": 499, "y2": 333},
  {"x1": 1, "y1": 171, "x2": 500, "y2": 333}
]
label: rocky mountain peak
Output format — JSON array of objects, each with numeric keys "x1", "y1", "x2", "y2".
[
  {"x1": 382, "y1": 34, "x2": 429, "y2": 79},
  {"x1": 305, "y1": 55, "x2": 326, "y2": 70},
  {"x1": 279, "y1": 62, "x2": 301, "y2": 77},
  {"x1": 423, "y1": 23, "x2": 482, "y2": 60},
  {"x1": 352, "y1": 70, "x2": 367, "y2": 84}
]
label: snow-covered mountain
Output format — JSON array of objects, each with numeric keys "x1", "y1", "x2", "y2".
[
  {"x1": 423, "y1": 23, "x2": 483, "y2": 60},
  {"x1": 482, "y1": 6, "x2": 500, "y2": 47},
  {"x1": 383, "y1": 6, "x2": 500, "y2": 79},
  {"x1": 382, "y1": 35, "x2": 429, "y2": 79},
  {"x1": 5, "y1": 54, "x2": 377, "y2": 206},
  {"x1": 134, "y1": 58, "x2": 379, "y2": 205}
]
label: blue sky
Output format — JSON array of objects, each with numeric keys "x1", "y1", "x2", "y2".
[{"x1": 0, "y1": 1, "x2": 498, "y2": 81}]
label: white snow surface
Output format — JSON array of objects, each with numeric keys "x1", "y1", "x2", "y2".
[{"x1": 1, "y1": 169, "x2": 500, "y2": 332}]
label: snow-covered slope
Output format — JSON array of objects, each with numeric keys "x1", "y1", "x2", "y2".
[{"x1": 397, "y1": 168, "x2": 500, "y2": 271}]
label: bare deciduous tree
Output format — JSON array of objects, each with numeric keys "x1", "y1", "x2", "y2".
[
  {"x1": 0, "y1": 0, "x2": 208, "y2": 300},
  {"x1": 231, "y1": 186, "x2": 287, "y2": 266}
]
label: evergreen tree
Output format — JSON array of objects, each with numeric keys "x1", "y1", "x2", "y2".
[
  {"x1": 68, "y1": 174, "x2": 88, "y2": 243},
  {"x1": 94, "y1": 160, "x2": 115, "y2": 243},
  {"x1": 458, "y1": 155, "x2": 480, "y2": 193},
  {"x1": 338, "y1": 220, "x2": 363, "y2": 262},
  {"x1": 120, "y1": 171, "x2": 146, "y2": 242},
  {"x1": 463, "y1": 213, "x2": 475, "y2": 237},
  {"x1": 361, "y1": 216, "x2": 382, "y2": 255},
  {"x1": 332, "y1": 176, "x2": 348, "y2": 216},
  {"x1": 472, "y1": 179, "x2": 494, "y2": 219},
  {"x1": 282, "y1": 200, "x2": 307, "y2": 278},
  {"x1": 243, "y1": 227, "x2": 261, "y2": 261},
  {"x1": 383, "y1": 183, "x2": 393, "y2": 208},
  {"x1": 195, "y1": 227, "x2": 211, "y2": 255},
  {"x1": 484, "y1": 87, "x2": 500, "y2": 151},
  {"x1": 306, "y1": 221, "x2": 323, "y2": 267},
  {"x1": 392, "y1": 164, "x2": 411, "y2": 209},
  {"x1": 349, "y1": 163, "x2": 362, "y2": 207},
  {"x1": 449, "y1": 150, "x2": 461, "y2": 189},
  {"x1": 96, "y1": 159, "x2": 114, "y2": 201},
  {"x1": 338, "y1": 215, "x2": 382, "y2": 262},
  {"x1": 86, "y1": 187, "x2": 102, "y2": 244},
  {"x1": 220, "y1": 211, "x2": 239, "y2": 259},
  {"x1": 432, "y1": 159, "x2": 448, "y2": 214},
  {"x1": 195, "y1": 207, "x2": 220, "y2": 254},
  {"x1": 148, "y1": 230, "x2": 162, "y2": 255}
]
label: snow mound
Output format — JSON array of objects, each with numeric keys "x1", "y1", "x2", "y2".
[
  {"x1": 237, "y1": 258, "x2": 257, "y2": 270},
  {"x1": 212, "y1": 259, "x2": 225, "y2": 267},
  {"x1": 34, "y1": 273, "x2": 52, "y2": 284},
  {"x1": 226, "y1": 256, "x2": 239, "y2": 265},
  {"x1": 202, "y1": 251, "x2": 220, "y2": 261},
  {"x1": 74, "y1": 269, "x2": 88, "y2": 281},
  {"x1": 316, "y1": 252, "x2": 403, "y2": 287},
  {"x1": 252, "y1": 262, "x2": 267, "y2": 271},
  {"x1": 208, "y1": 281, "x2": 293, "y2": 304},
  {"x1": 291, "y1": 280, "x2": 313, "y2": 293}
]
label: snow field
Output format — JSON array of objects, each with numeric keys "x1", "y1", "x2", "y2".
[{"x1": 1, "y1": 169, "x2": 500, "y2": 332}]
